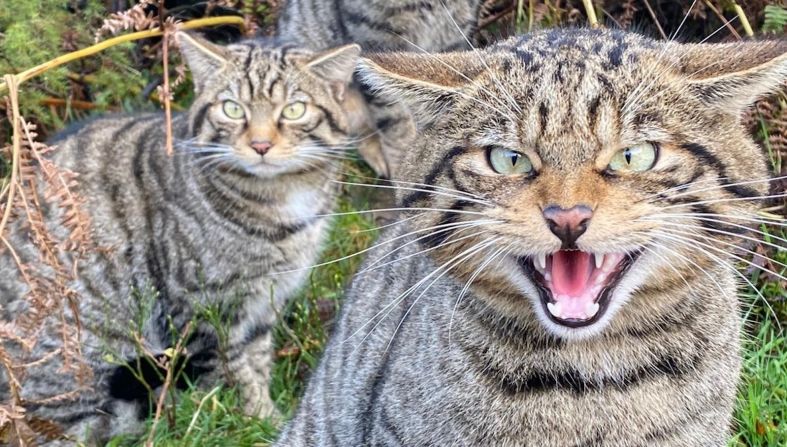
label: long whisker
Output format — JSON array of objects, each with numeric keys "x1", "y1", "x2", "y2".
[
  {"x1": 315, "y1": 207, "x2": 487, "y2": 218},
  {"x1": 338, "y1": 174, "x2": 488, "y2": 201},
  {"x1": 642, "y1": 215, "x2": 787, "y2": 247},
  {"x1": 651, "y1": 175, "x2": 784, "y2": 201},
  {"x1": 331, "y1": 180, "x2": 494, "y2": 207},
  {"x1": 438, "y1": 0, "x2": 522, "y2": 115},
  {"x1": 383, "y1": 237, "x2": 501, "y2": 352},
  {"x1": 649, "y1": 223, "x2": 787, "y2": 271},
  {"x1": 344, "y1": 237, "x2": 498, "y2": 349},
  {"x1": 448, "y1": 244, "x2": 510, "y2": 348},
  {"x1": 660, "y1": 192, "x2": 787, "y2": 209},
  {"x1": 351, "y1": 212, "x2": 425, "y2": 234},
  {"x1": 653, "y1": 227, "x2": 787, "y2": 281},
  {"x1": 651, "y1": 230, "x2": 781, "y2": 328},
  {"x1": 271, "y1": 219, "x2": 497, "y2": 275},
  {"x1": 359, "y1": 225, "x2": 499, "y2": 274}
]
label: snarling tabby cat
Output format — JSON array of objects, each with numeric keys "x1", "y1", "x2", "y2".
[
  {"x1": 276, "y1": 29, "x2": 786, "y2": 446},
  {"x1": 0, "y1": 34, "x2": 358, "y2": 444}
]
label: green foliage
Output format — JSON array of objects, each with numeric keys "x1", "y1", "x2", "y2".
[
  {"x1": 763, "y1": 5, "x2": 787, "y2": 34},
  {"x1": 0, "y1": 0, "x2": 153, "y2": 139},
  {"x1": 732, "y1": 321, "x2": 787, "y2": 446}
]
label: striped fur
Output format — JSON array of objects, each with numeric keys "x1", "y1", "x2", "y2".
[
  {"x1": 277, "y1": 0, "x2": 482, "y2": 178},
  {"x1": 276, "y1": 29, "x2": 787, "y2": 446},
  {"x1": 0, "y1": 36, "x2": 358, "y2": 445}
]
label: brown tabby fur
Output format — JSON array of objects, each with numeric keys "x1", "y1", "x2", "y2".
[{"x1": 276, "y1": 29, "x2": 786, "y2": 446}]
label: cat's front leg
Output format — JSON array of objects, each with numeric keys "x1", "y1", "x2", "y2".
[{"x1": 227, "y1": 321, "x2": 278, "y2": 419}]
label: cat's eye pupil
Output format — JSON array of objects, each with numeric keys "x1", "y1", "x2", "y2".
[
  {"x1": 607, "y1": 142, "x2": 658, "y2": 173},
  {"x1": 488, "y1": 146, "x2": 533, "y2": 176},
  {"x1": 222, "y1": 100, "x2": 244, "y2": 120}
]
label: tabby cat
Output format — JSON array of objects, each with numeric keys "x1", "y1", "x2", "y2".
[
  {"x1": 276, "y1": 29, "x2": 786, "y2": 446},
  {"x1": 277, "y1": 0, "x2": 483, "y2": 178},
  {"x1": 0, "y1": 34, "x2": 359, "y2": 444}
]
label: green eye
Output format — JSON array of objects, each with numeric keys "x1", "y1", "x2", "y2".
[
  {"x1": 281, "y1": 101, "x2": 306, "y2": 120},
  {"x1": 222, "y1": 100, "x2": 245, "y2": 120},
  {"x1": 488, "y1": 146, "x2": 533, "y2": 175},
  {"x1": 608, "y1": 143, "x2": 658, "y2": 172}
]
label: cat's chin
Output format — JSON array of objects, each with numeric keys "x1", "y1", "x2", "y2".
[{"x1": 517, "y1": 250, "x2": 641, "y2": 330}]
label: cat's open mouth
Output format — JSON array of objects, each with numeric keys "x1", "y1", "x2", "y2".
[{"x1": 518, "y1": 251, "x2": 639, "y2": 328}]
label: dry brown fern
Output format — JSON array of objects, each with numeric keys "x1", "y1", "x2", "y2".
[{"x1": 95, "y1": 0, "x2": 159, "y2": 41}]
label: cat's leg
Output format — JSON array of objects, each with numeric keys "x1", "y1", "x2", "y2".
[{"x1": 226, "y1": 321, "x2": 278, "y2": 419}]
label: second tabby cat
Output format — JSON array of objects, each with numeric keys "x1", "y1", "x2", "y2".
[
  {"x1": 0, "y1": 34, "x2": 358, "y2": 445},
  {"x1": 276, "y1": 29, "x2": 785, "y2": 446}
]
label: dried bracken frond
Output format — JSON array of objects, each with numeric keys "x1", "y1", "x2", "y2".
[
  {"x1": 95, "y1": 0, "x2": 159, "y2": 41},
  {"x1": 0, "y1": 112, "x2": 94, "y2": 443}
]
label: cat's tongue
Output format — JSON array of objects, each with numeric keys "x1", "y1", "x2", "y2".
[
  {"x1": 551, "y1": 251, "x2": 592, "y2": 296},
  {"x1": 546, "y1": 251, "x2": 597, "y2": 320}
]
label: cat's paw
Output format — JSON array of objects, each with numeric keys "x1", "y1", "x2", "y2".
[{"x1": 241, "y1": 383, "x2": 280, "y2": 421}]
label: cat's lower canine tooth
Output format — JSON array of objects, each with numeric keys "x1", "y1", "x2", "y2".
[
  {"x1": 547, "y1": 301, "x2": 561, "y2": 318},
  {"x1": 586, "y1": 302, "x2": 600, "y2": 318}
]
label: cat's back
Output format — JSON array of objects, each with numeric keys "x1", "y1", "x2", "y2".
[
  {"x1": 278, "y1": 0, "x2": 481, "y2": 52},
  {"x1": 48, "y1": 112, "x2": 165, "y2": 175}
]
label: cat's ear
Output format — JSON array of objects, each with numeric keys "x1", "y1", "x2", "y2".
[
  {"x1": 669, "y1": 40, "x2": 787, "y2": 114},
  {"x1": 176, "y1": 32, "x2": 229, "y2": 91},
  {"x1": 305, "y1": 44, "x2": 361, "y2": 100},
  {"x1": 356, "y1": 52, "x2": 483, "y2": 126}
]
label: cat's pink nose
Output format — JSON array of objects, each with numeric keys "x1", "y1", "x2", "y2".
[
  {"x1": 250, "y1": 140, "x2": 272, "y2": 155},
  {"x1": 542, "y1": 204, "x2": 593, "y2": 249}
]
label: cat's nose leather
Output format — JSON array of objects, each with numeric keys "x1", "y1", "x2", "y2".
[
  {"x1": 251, "y1": 140, "x2": 273, "y2": 155},
  {"x1": 542, "y1": 204, "x2": 593, "y2": 249}
]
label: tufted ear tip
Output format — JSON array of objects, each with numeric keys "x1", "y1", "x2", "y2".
[
  {"x1": 356, "y1": 51, "x2": 484, "y2": 127},
  {"x1": 665, "y1": 40, "x2": 787, "y2": 114}
]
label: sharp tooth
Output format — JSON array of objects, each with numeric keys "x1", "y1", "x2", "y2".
[
  {"x1": 594, "y1": 253, "x2": 604, "y2": 269},
  {"x1": 536, "y1": 253, "x2": 547, "y2": 271},
  {"x1": 586, "y1": 302, "x2": 600, "y2": 318},
  {"x1": 547, "y1": 302, "x2": 562, "y2": 318}
]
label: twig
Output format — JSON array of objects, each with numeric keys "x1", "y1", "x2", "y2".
[
  {"x1": 642, "y1": 0, "x2": 667, "y2": 40},
  {"x1": 144, "y1": 321, "x2": 193, "y2": 447},
  {"x1": 0, "y1": 76, "x2": 20, "y2": 241},
  {"x1": 39, "y1": 98, "x2": 100, "y2": 110},
  {"x1": 581, "y1": 0, "x2": 599, "y2": 28},
  {"x1": 702, "y1": 0, "x2": 741, "y2": 40},
  {"x1": 0, "y1": 16, "x2": 245, "y2": 94},
  {"x1": 161, "y1": 28, "x2": 174, "y2": 156},
  {"x1": 479, "y1": 3, "x2": 515, "y2": 29},
  {"x1": 733, "y1": 3, "x2": 754, "y2": 37}
]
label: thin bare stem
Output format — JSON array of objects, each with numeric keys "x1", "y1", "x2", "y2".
[
  {"x1": 0, "y1": 16, "x2": 245, "y2": 94},
  {"x1": 733, "y1": 4, "x2": 754, "y2": 37},
  {"x1": 0, "y1": 75, "x2": 20, "y2": 240},
  {"x1": 642, "y1": 0, "x2": 668, "y2": 39},
  {"x1": 582, "y1": 0, "x2": 599, "y2": 28}
]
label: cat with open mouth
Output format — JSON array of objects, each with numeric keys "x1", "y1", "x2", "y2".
[{"x1": 275, "y1": 28, "x2": 786, "y2": 446}]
